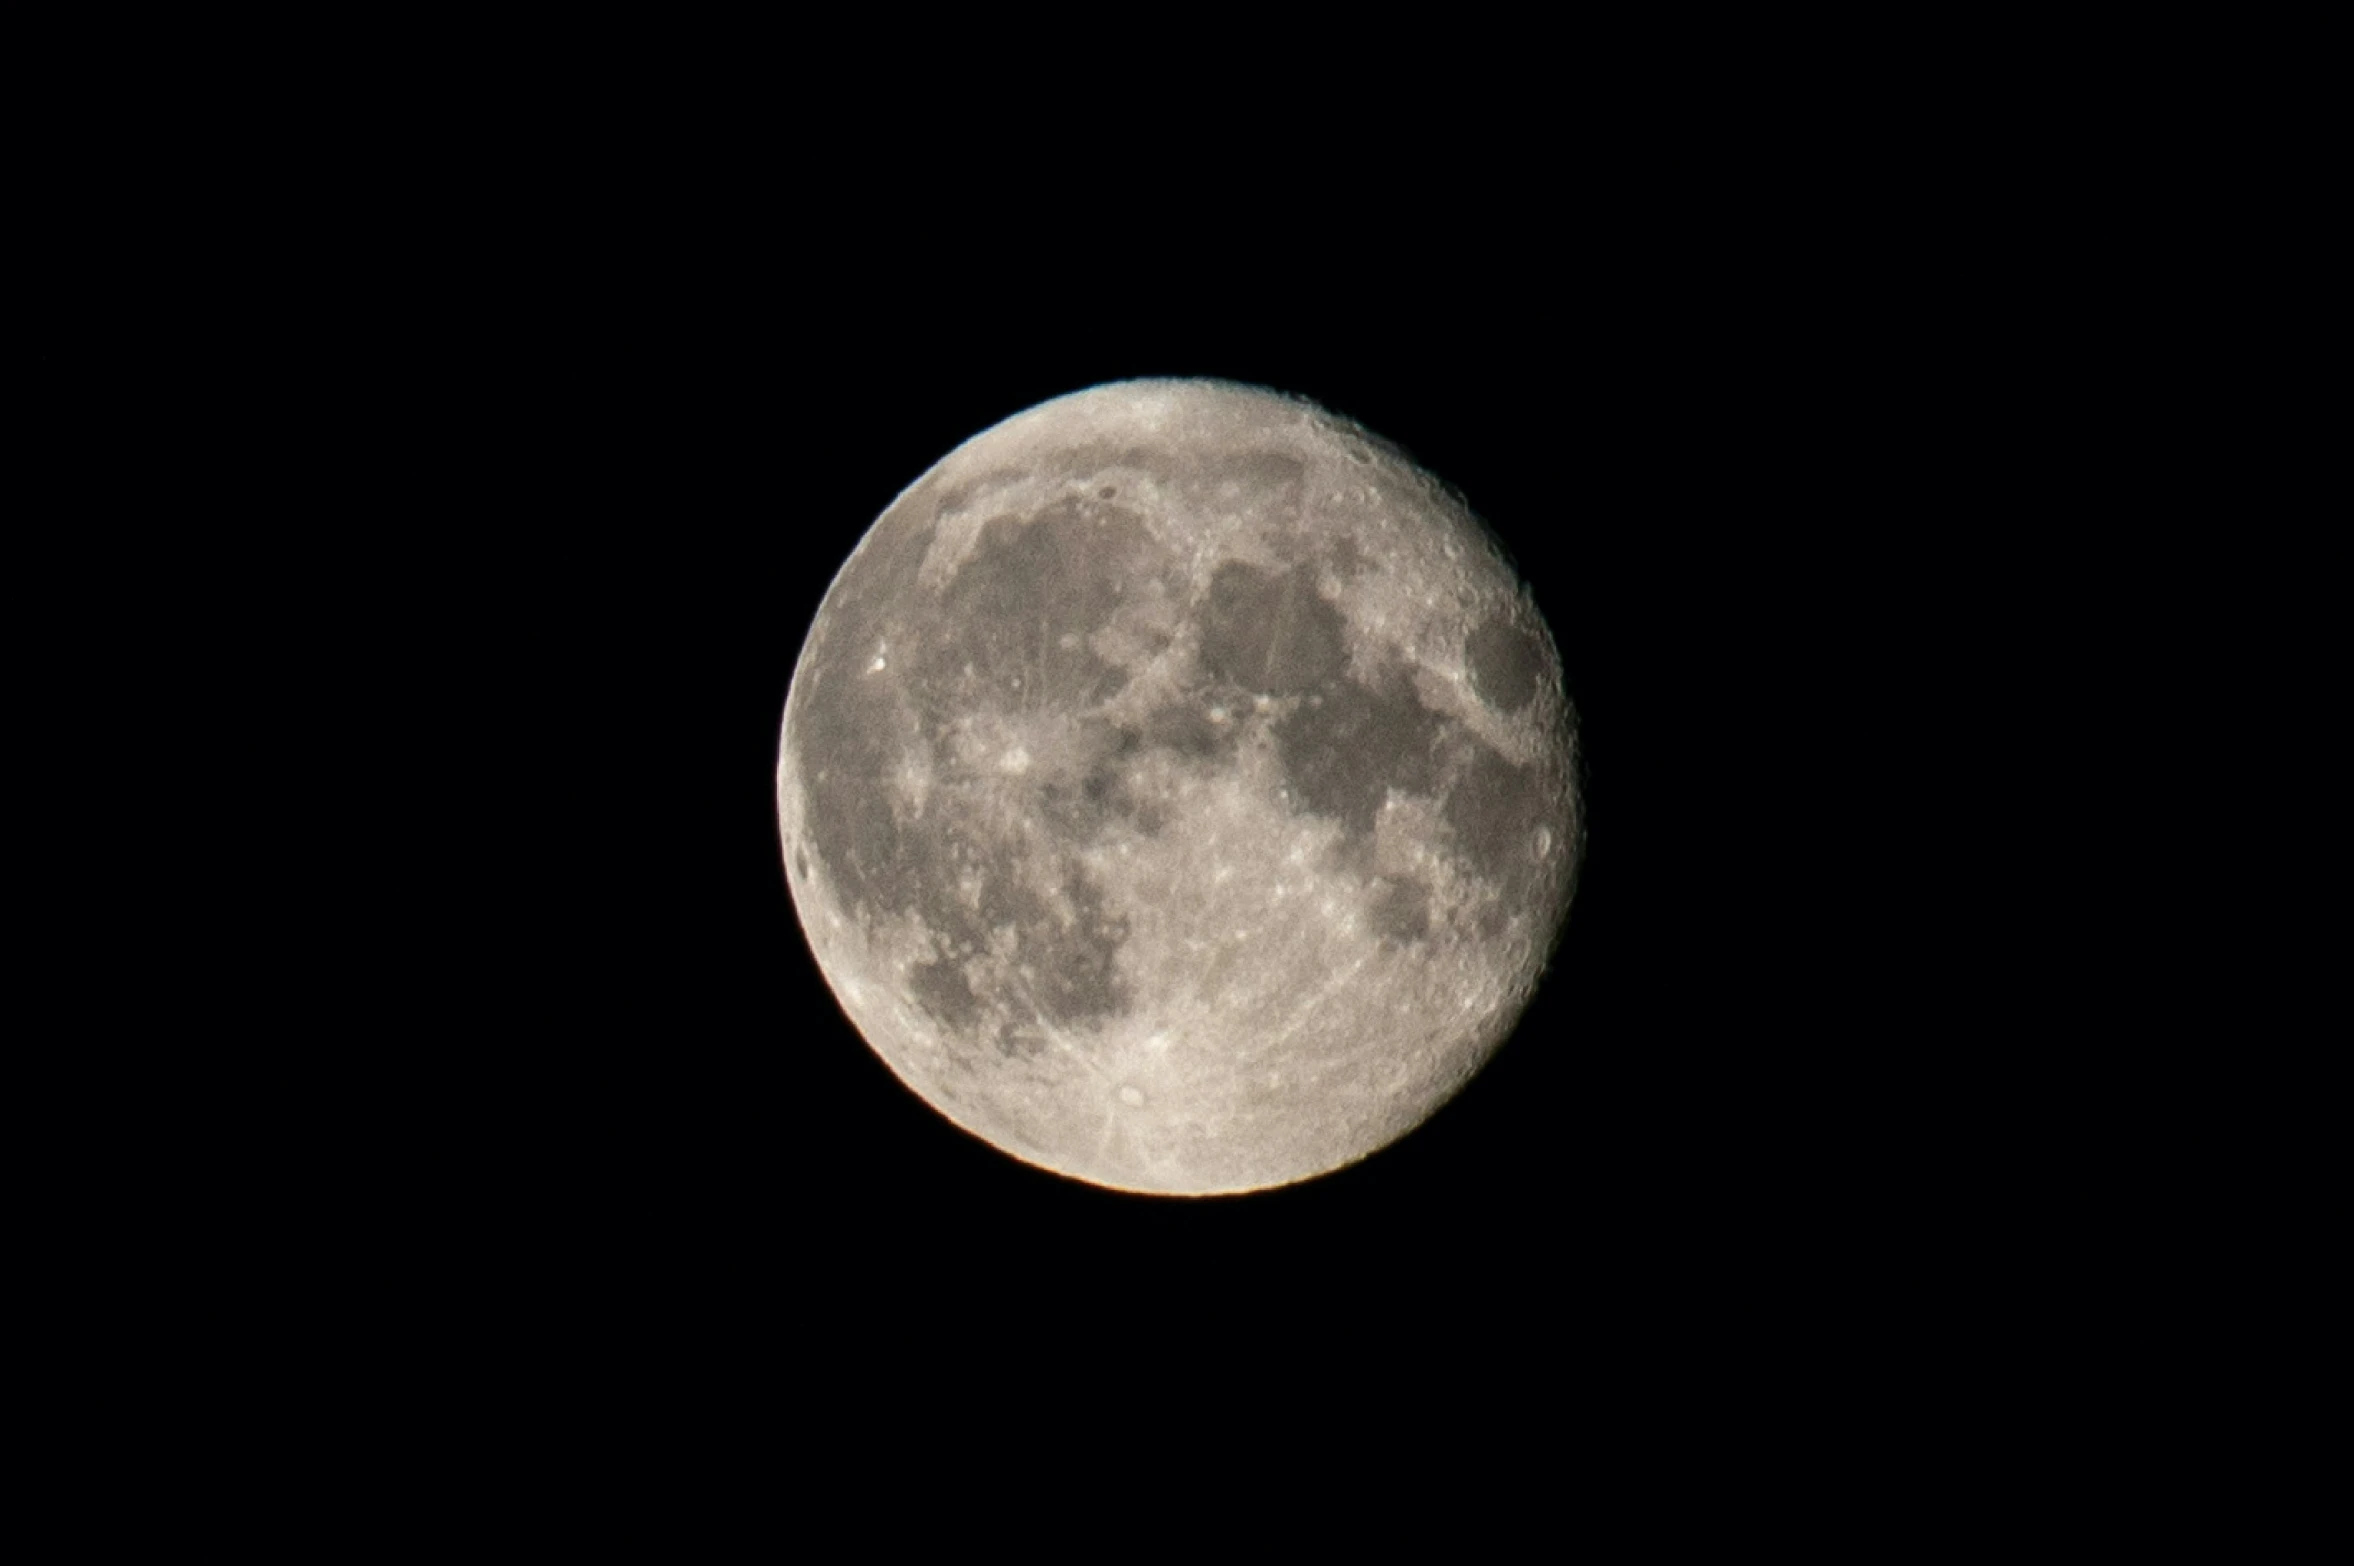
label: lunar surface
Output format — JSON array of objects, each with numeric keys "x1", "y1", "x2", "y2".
[{"x1": 778, "y1": 380, "x2": 1579, "y2": 1194}]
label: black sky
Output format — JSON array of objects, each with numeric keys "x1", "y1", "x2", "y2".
[{"x1": 335, "y1": 180, "x2": 1972, "y2": 1387}]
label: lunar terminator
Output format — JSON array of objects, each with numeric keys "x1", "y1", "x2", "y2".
[{"x1": 779, "y1": 379, "x2": 1578, "y2": 1194}]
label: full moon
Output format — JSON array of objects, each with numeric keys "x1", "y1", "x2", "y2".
[{"x1": 778, "y1": 380, "x2": 1579, "y2": 1194}]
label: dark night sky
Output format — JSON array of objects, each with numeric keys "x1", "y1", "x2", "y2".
[
  {"x1": 133, "y1": 50, "x2": 2100, "y2": 1482},
  {"x1": 334, "y1": 181, "x2": 1974, "y2": 1385}
]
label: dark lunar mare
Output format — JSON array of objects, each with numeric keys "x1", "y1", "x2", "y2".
[
  {"x1": 1197, "y1": 561, "x2": 1347, "y2": 696},
  {"x1": 1445, "y1": 746, "x2": 1553, "y2": 936},
  {"x1": 1276, "y1": 667, "x2": 1447, "y2": 843},
  {"x1": 913, "y1": 497, "x2": 1156, "y2": 713},
  {"x1": 794, "y1": 480, "x2": 1164, "y2": 1054},
  {"x1": 1363, "y1": 875, "x2": 1433, "y2": 944},
  {"x1": 1464, "y1": 614, "x2": 1547, "y2": 713}
]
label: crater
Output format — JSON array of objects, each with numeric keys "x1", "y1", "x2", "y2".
[
  {"x1": 1197, "y1": 562, "x2": 1347, "y2": 696},
  {"x1": 1465, "y1": 614, "x2": 1546, "y2": 713},
  {"x1": 1276, "y1": 668, "x2": 1446, "y2": 839}
]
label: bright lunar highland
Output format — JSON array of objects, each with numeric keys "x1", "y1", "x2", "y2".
[{"x1": 778, "y1": 380, "x2": 1579, "y2": 1194}]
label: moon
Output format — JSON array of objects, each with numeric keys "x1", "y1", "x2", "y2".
[{"x1": 778, "y1": 380, "x2": 1578, "y2": 1194}]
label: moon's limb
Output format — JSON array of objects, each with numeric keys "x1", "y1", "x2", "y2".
[{"x1": 780, "y1": 379, "x2": 1577, "y2": 1194}]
